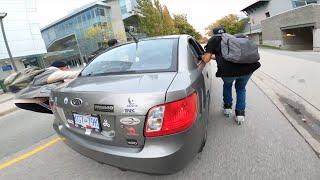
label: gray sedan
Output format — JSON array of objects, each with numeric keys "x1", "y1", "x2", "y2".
[{"x1": 51, "y1": 35, "x2": 211, "y2": 174}]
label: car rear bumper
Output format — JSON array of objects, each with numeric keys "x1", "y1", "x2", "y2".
[{"x1": 53, "y1": 116, "x2": 204, "y2": 175}]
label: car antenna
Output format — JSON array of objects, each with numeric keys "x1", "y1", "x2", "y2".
[{"x1": 125, "y1": 26, "x2": 139, "y2": 43}]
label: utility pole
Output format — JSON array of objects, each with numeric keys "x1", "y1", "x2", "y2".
[{"x1": 0, "y1": 12, "x2": 18, "y2": 72}]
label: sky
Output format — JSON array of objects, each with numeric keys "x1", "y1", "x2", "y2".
[{"x1": 37, "y1": 0, "x2": 257, "y2": 35}]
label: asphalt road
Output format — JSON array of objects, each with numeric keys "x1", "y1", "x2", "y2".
[
  {"x1": 0, "y1": 110, "x2": 55, "y2": 159},
  {"x1": 0, "y1": 72, "x2": 319, "y2": 179}
]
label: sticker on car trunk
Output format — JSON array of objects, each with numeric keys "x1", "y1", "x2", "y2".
[
  {"x1": 120, "y1": 117, "x2": 141, "y2": 126},
  {"x1": 94, "y1": 104, "x2": 114, "y2": 112}
]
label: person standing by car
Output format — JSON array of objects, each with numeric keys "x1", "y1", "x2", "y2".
[{"x1": 202, "y1": 27, "x2": 261, "y2": 124}]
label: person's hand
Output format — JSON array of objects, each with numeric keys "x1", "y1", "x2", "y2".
[{"x1": 202, "y1": 53, "x2": 213, "y2": 63}]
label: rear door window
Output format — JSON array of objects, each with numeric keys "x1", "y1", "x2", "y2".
[{"x1": 81, "y1": 38, "x2": 178, "y2": 77}]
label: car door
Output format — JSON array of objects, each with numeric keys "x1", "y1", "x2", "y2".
[
  {"x1": 187, "y1": 38, "x2": 211, "y2": 121},
  {"x1": 188, "y1": 38, "x2": 211, "y2": 108}
]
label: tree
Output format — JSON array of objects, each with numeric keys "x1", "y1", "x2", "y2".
[
  {"x1": 136, "y1": 0, "x2": 177, "y2": 36},
  {"x1": 205, "y1": 14, "x2": 245, "y2": 36},
  {"x1": 162, "y1": 5, "x2": 178, "y2": 35},
  {"x1": 85, "y1": 26, "x2": 104, "y2": 41},
  {"x1": 173, "y1": 14, "x2": 202, "y2": 41},
  {"x1": 137, "y1": 0, "x2": 202, "y2": 39}
]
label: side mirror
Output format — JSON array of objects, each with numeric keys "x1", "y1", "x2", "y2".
[
  {"x1": 125, "y1": 26, "x2": 138, "y2": 43},
  {"x1": 125, "y1": 26, "x2": 135, "y2": 33},
  {"x1": 125, "y1": 26, "x2": 130, "y2": 33}
]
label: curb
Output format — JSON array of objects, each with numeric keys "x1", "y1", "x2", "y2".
[
  {"x1": 252, "y1": 71, "x2": 320, "y2": 157},
  {"x1": 0, "y1": 107, "x2": 19, "y2": 118},
  {"x1": 0, "y1": 97, "x2": 14, "y2": 104}
]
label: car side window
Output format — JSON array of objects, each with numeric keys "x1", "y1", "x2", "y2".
[{"x1": 188, "y1": 38, "x2": 202, "y2": 65}]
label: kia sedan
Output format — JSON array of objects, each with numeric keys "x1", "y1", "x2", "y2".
[{"x1": 51, "y1": 35, "x2": 211, "y2": 174}]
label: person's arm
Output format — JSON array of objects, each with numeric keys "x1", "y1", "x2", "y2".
[
  {"x1": 202, "y1": 53, "x2": 216, "y2": 63},
  {"x1": 47, "y1": 70, "x2": 80, "y2": 84},
  {"x1": 202, "y1": 38, "x2": 218, "y2": 63}
]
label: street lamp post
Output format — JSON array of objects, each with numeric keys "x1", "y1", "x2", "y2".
[{"x1": 0, "y1": 12, "x2": 18, "y2": 72}]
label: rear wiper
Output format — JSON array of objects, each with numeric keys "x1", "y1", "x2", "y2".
[{"x1": 86, "y1": 71, "x2": 139, "y2": 77}]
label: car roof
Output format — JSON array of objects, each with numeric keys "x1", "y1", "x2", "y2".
[
  {"x1": 94, "y1": 35, "x2": 189, "y2": 57},
  {"x1": 140, "y1": 34, "x2": 189, "y2": 41}
]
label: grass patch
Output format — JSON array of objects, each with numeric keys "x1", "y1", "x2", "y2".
[{"x1": 259, "y1": 44, "x2": 281, "y2": 50}]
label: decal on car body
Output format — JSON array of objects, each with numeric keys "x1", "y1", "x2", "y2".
[
  {"x1": 103, "y1": 119, "x2": 111, "y2": 127},
  {"x1": 101, "y1": 130, "x2": 116, "y2": 138},
  {"x1": 94, "y1": 104, "x2": 114, "y2": 112},
  {"x1": 124, "y1": 97, "x2": 138, "y2": 114},
  {"x1": 126, "y1": 127, "x2": 139, "y2": 136},
  {"x1": 64, "y1": 97, "x2": 68, "y2": 104},
  {"x1": 120, "y1": 117, "x2": 140, "y2": 126}
]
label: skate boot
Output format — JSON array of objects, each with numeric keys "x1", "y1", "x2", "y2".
[
  {"x1": 223, "y1": 104, "x2": 232, "y2": 118},
  {"x1": 235, "y1": 110, "x2": 245, "y2": 125}
]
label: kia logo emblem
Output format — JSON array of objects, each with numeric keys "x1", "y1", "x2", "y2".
[{"x1": 71, "y1": 98, "x2": 82, "y2": 106}]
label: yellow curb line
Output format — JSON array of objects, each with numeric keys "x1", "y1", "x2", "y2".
[{"x1": 0, "y1": 137, "x2": 63, "y2": 170}]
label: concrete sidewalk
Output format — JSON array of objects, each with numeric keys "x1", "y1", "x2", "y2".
[
  {"x1": 0, "y1": 100, "x2": 18, "y2": 117},
  {"x1": 259, "y1": 49, "x2": 320, "y2": 110},
  {"x1": 0, "y1": 93, "x2": 17, "y2": 117},
  {"x1": 0, "y1": 93, "x2": 14, "y2": 104}
]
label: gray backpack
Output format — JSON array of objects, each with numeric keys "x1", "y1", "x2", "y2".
[{"x1": 219, "y1": 33, "x2": 260, "y2": 64}]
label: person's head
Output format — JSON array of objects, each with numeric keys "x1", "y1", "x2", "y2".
[
  {"x1": 107, "y1": 39, "x2": 118, "y2": 47},
  {"x1": 212, "y1": 27, "x2": 226, "y2": 36},
  {"x1": 51, "y1": 60, "x2": 69, "y2": 70}
]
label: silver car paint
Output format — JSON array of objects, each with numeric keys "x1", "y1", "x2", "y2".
[{"x1": 52, "y1": 35, "x2": 210, "y2": 174}]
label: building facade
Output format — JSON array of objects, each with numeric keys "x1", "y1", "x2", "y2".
[
  {"x1": 242, "y1": 0, "x2": 320, "y2": 51},
  {"x1": 41, "y1": 0, "x2": 128, "y2": 66},
  {"x1": 0, "y1": 0, "x2": 47, "y2": 80}
]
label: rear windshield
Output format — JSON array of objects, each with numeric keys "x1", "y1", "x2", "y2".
[{"x1": 81, "y1": 38, "x2": 178, "y2": 77}]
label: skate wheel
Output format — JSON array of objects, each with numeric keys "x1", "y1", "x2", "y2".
[{"x1": 237, "y1": 121, "x2": 242, "y2": 125}]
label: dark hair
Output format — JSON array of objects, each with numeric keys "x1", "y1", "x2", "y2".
[
  {"x1": 213, "y1": 27, "x2": 226, "y2": 35},
  {"x1": 107, "y1": 39, "x2": 118, "y2": 47},
  {"x1": 51, "y1": 60, "x2": 67, "y2": 68}
]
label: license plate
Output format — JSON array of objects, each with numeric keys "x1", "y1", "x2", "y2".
[{"x1": 73, "y1": 113, "x2": 100, "y2": 130}]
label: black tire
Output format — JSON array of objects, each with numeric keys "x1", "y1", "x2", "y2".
[
  {"x1": 199, "y1": 93, "x2": 210, "y2": 153},
  {"x1": 198, "y1": 129, "x2": 207, "y2": 153}
]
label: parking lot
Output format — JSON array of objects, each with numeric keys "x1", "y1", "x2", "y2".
[{"x1": 0, "y1": 65, "x2": 319, "y2": 180}]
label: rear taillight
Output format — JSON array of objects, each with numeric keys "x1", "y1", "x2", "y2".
[{"x1": 144, "y1": 92, "x2": 198, "y2": 137}]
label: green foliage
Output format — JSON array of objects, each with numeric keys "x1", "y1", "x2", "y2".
[
  {"x1": 173, "y1": 14, "x2": 201, "y2": 41},
  {"x1": 137, "y1": 0, "x2": 175, "y2": 36},
  {"x1": 85, "y1": 26, "x2": 104, "y2": 40},
  {"x1": 205, "y1": 14, "x2": 245, "y2": 36},
  {"x1": 137, "y1": 0, "x2": 201, "y2": 40}
]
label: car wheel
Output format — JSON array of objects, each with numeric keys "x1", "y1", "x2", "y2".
[
  {"x1": 198, "y1": 93, "x2": 210, "y2": 153},
  {"x1": 198, "y1": 128, "x2": 207, "y2": 153}
]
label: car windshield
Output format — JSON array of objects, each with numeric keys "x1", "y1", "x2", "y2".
[{"x1": 81, "y1": 38, "x2": 178, "y2": 77}]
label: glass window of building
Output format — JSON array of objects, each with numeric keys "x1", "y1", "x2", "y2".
[
  {"x1": 292, "y1": 0, "x2": 318, "y2": 7},
  {"x1": 119, "y1": 0, "x2": 128, "y2": 14},
  {"x1": 96, "y1": 8, "x2": 105, "y2": 16},
  {"x1": 91, "y1": 9, "x2": 95, "y2": 18}
]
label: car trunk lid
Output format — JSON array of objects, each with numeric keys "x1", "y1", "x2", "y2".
[{"x1": 52, "y1": 72, "x2": 177, "y2": 148}]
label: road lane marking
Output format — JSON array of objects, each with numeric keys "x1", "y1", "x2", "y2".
[{"x1": 0, "y1": 137, "x2": 63, "y2": 170}]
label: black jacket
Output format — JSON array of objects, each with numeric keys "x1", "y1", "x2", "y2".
[{"x1": 205, "y1": 36, "x2": 261, "y2": 77}]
